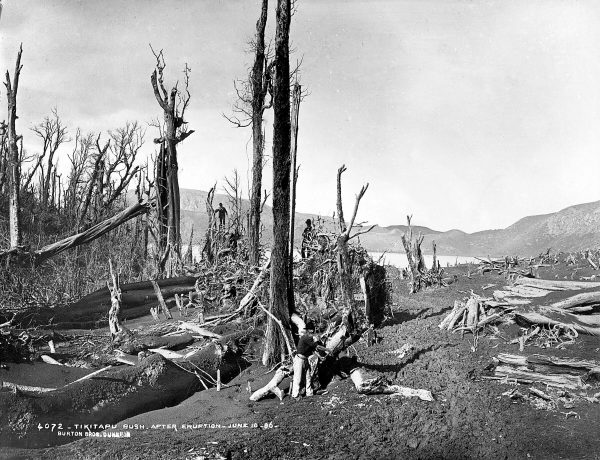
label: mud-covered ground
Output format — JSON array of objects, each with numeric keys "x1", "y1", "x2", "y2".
[{"x1": 2, "y1": 263, "x2": 600, "y2": 459}]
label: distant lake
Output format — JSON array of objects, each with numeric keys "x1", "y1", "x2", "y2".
[
  {"x1": 369, "y1": 252, "x2": 480, "y2": 269},
  {"x1": 186, "y1": 245, "x2": 479, "y2": 269}
]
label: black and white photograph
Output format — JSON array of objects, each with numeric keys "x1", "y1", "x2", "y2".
[{"x1": 1, "y1": 0, "x2": 600, "y2": 458}]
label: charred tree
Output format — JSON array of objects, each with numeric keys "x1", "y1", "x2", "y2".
[
  {"x1": 4, "y1": 45, "x2": 23, "y2": 249},
  {"x1": 263, "y1": 0, "x2": 293, "y2": 366}
]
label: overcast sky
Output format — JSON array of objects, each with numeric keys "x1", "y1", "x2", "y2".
[{"x1": 1, "y1": 0, "x2": 600, "y2": 233}]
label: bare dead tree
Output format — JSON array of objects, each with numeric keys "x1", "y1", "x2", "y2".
[
  {"x1": 201, "y1": 184, "x2": 220, "y2": 266},
  {"x1": 336, "y1": 165, "x2": 374, "y2": 326},
  {"x1": 77, "y1": 134, "x2": 109, "y2": 228},
  {"x1": 105, "y1": 122, "x2": 144, "y2": 205},
  {"x1": 223, "y1": 0, "x2": 272, "y2": 267},
  {"x1": 25, "y1": 108, "x2": 69, "y2": 194},
  {"x1": 263, "y1": 0, "x2": 294, "y2": 366},
  {"x1": 62, "y1": 130, "x2": 94, "y2": 224},
  {"x1": 4, "y1": 44, "x2": 23, "y2": 248},
  {"x1": 150, "y1": 46, "x2": 194, "y2": 271},
  {"x1": 224, "y1": 169, "x2": 244, "y2": 236}
]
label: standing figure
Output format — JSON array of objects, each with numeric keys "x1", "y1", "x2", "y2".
[
  {"x1": 291, "y1": 322, "x2": 331, "y2": 398},
  {"x1": 301, "y1": 219, "x2": 315, "y2": 259},
  {"x1": 215, "y1": 203, "x2": 228, "y2": 229}
]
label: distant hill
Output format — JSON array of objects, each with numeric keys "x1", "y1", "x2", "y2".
[
  {"x1": 359, "y1": 200, "x2": 600, "y2": 256},
  {"x1": 174, "y1": 189, "x2": 600, "y2": 257}
]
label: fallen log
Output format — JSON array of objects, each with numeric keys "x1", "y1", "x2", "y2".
[
  {"x1": 549, "y1": 292, "x2": 600, "y2": 311},
  {"x1": 178, "y1": 321, "x2": 222, "y2": 340},
  {"x1": 514, "y1": 306, "x2": 600, "y2": 336},
  {"x1": 115, "y1": 332, "x2": 194, "y2": 354},
  {"x1": 491, "y1": 364, "x2": 583, "y2": 389},
  {"x1": 514, "y1": 277, "x2": 600, "y2": 291}
]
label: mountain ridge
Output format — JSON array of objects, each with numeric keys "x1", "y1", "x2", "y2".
[{"x1": 175, "y1": 189, "x2": 600, "y2": 257}]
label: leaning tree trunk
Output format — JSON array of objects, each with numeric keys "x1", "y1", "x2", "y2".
[
  {"x1": 263, "y1": 0, "x2": 293, "y2": 366},
  {"x1": 5, "y1": 45, "x2": 23, "y2": 249},
  {"x1": 248, "y1": 0, "x2": 270, "y2": 267}
]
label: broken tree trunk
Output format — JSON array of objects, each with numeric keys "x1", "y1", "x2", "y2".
[
  {"x1": 401, "y1": 215, "x2": 425, "y2": 293},
  {"x1": 514, "y1": 306, "x2": 600, "y2": 336},
  {"x1": 5, "y1": 44, "x2": 23, "y2": 249},
  {"x1": 151, "y1": 280, "x2": 173, "y2": 319},
  {"x1": 107, "y1": 260, "x2": 125, "y2": 339}
]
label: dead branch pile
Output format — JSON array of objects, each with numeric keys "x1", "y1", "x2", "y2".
[{"x1": 440, "y1": 275, "x2": 600, "y2": 350}]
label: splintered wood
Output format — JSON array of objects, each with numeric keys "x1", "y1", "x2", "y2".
[{"x1": 484, "y1": 353, "x2": 600, "y2": 390}]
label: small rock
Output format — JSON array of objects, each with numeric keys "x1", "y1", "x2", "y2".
[{"x1": 406, "y1": 437, "x2": 420, "y2": 449}]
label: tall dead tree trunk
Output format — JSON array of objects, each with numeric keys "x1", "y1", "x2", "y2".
[
  {"x1": 263, "y1": 0, "x2": 293, "y2": 366},
  {"x1": 287, "y1": 82, "x2": 301, "y2": 308},
  {"x1": 150, "y1": 49, "x2": 193, "y2": 273},
  {"x1": 247, "y1": 0, "x2": 271, "y2": 267},
  {"x1": 4, "y1": 45, "x2": 23, "y2": 249}
]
